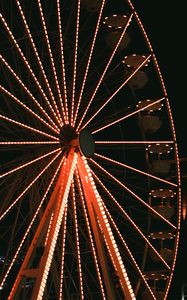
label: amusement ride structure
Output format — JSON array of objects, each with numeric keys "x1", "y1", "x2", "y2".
[{"x1": 0, "y1": 0, "x2": 181, "y2": 299}]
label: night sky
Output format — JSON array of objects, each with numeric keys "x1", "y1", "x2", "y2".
[{"x1": 133, "y1": 1, "x2": 186, "y2": 299}]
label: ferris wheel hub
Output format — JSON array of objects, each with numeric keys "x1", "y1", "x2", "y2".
[
  {"x1": 59, "y1": 125, "x2": 95, "y2": 157},
  {"x1": 78, "y1": 129, "x2": 95, "y2": 158},
  {"x1": 59, "y1": 124, "x2": 78, "y2": 149}
]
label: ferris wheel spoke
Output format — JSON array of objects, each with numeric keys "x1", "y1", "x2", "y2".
[
  {"x1": 81, "y1": 54, "x2": 152, "y2": 131},
  {"x1": 15, "y1": 0, "x2": 63, "y2": 125},
  {"x1": 76, "y1": 13, "x2": 133, "y2": 131},
  {"x1": 59, "y1": 204, "x2": 68, "y2": 300},
  {"x1": 91, "y1": 170, "x2": 171, "y2": 270},
  {"x1": 102, "y1": 202, "x2": 156, "y2": 299},
  {"x1": 37, "y1": 0, "x2": 68, "y2": 123},
  {"x1": 92, "y1": 96, "x2": 164, "y2": 135},
  {"x1": 0, "y1": 150, "x2": 61, "y2": 223},
  {"x1": 73, "y1": 0, "x2": 106, "y2": 127},
  {"x1": 0, "y1": 54, "x2": 59, "y2": 130},
  {"x1": 77, "y1": 169, "x2": 119, "y2": 299},
  {"x1": 0, "y1": 84, "x2": 60, "y2": 134},
  {"x1": 0, "y1": 157, "x2": 64, "y2": 291},
  {"x1": 0, "y1": 14, "x2": 62, "y2": 127},
  {"x1": 90, "y1": 158, "x2": 177, "y2": 230},
  {"x1": 95, "y1": 140, "x2": 174, "y2": 145},
  {"x1": 71, "y1": 183, "x2": 84, "y2": 299},
  {"x1": 0, "y1": 114, "x2": 59, "y2": 140},
  {"x1": 0, "y1": 141, "x2": 59, "y2": 145},
  {"x1": 70, "y1": 0, "x2": 81, "y2": 126},
  {"x1": 0, "y1": 147, "x2": 61, "y2": 179},
  {"x1": 75, "y1": 170, "x2": 106, "y2": 300},
  {"x1": 56, "y1": 0, "x2": 69, "y2": 123},
  {"x1": 94, "y1": 152, "x2": 177, "y2": 187}
]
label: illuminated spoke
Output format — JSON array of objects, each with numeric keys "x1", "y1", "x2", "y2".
[
  {"x1": 56, "y1": 0, "x2": 69, "y2": 122},
  {"x1": 37, "y1": 0, "x2": 68, "y2": 123},
  {"x1": 95, "y1": 140, "x2": 174, "y2": 145},
  {"x1": 91, "y1": 170, "x2": 171, "y2": 270},
  {"x1": 0, "y1": 141, "x2": 59, "y2": 145},
  {"x1": 0, "y1": 14, "x2": 61, "y2": 126},
  {"x1": 59, "y1": 204, "x2": 68, "y2": 300},
  {"x1": 102, "y1": 202, "x2": 156, "y2": 299},
  {"x1": 0, "y1": 54, "x2": 59, "y2": 130},
  {"x1": 15, "y1": 0, "x2": 63, "y2": 124},
  {"x1": 81, "y1": 54, "x2": 152, "y2": 131},
  {"x1": 0, "y1": 84, "x2": 59, "y2": 134},
  {"x1": 90, "y1": 158, "x2": 176, "y2": 230},
  {"x1": 95, "y1": 152, "x2": 177, "y2": 187},
  {"x1": 75, "y1": 171, "x2": 107, "y2": 300},
  {"x1": 92, "y1": 97, "x2": 165, "y2": 134},
  {"x1": 71, "y1": 0, "x2": 81, "y2": 125},
  {"x1": 71, "y1": 183, "x2": 84, "y2": 299},
  {"x1": 73, "y1": 0, "x2": 106, "y2": 126},
  {"x1": 0, "y1": 114, "x2": 59, "y2": 140},
  {"x1": 44, "y1": 213, "x2": 54, "y2": 246},
  {"x1": 77, "y1": 13, "x2": 133, "y2": 131},
  {"x1": 0, "y1": 158, "x2": 64, "y2": 290},
  {"x1": 0, "y1": 148, "x2": 61, "y2": 179},
  {"x1": 0, "y1": 150, "x2": 61, "y2": 222}
]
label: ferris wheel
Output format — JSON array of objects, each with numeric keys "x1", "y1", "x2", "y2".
[{"x1": 0, "y1": 0, "x2": 181, "y2": 299}]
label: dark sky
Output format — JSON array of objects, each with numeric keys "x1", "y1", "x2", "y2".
[
  {"x1": 133, "y1": 1, "x2": 185, "y2": 153},
  {"x1": 133, "y1": 1, "x2": 186, "y2": 299}
]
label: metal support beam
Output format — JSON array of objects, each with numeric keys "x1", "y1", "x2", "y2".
[
  {"x1": 8, "y1": 150, "x2": 77, "y2": 300},
  {"x1": 77, "y1": 154, "x2": 135, "y2": 300}
]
